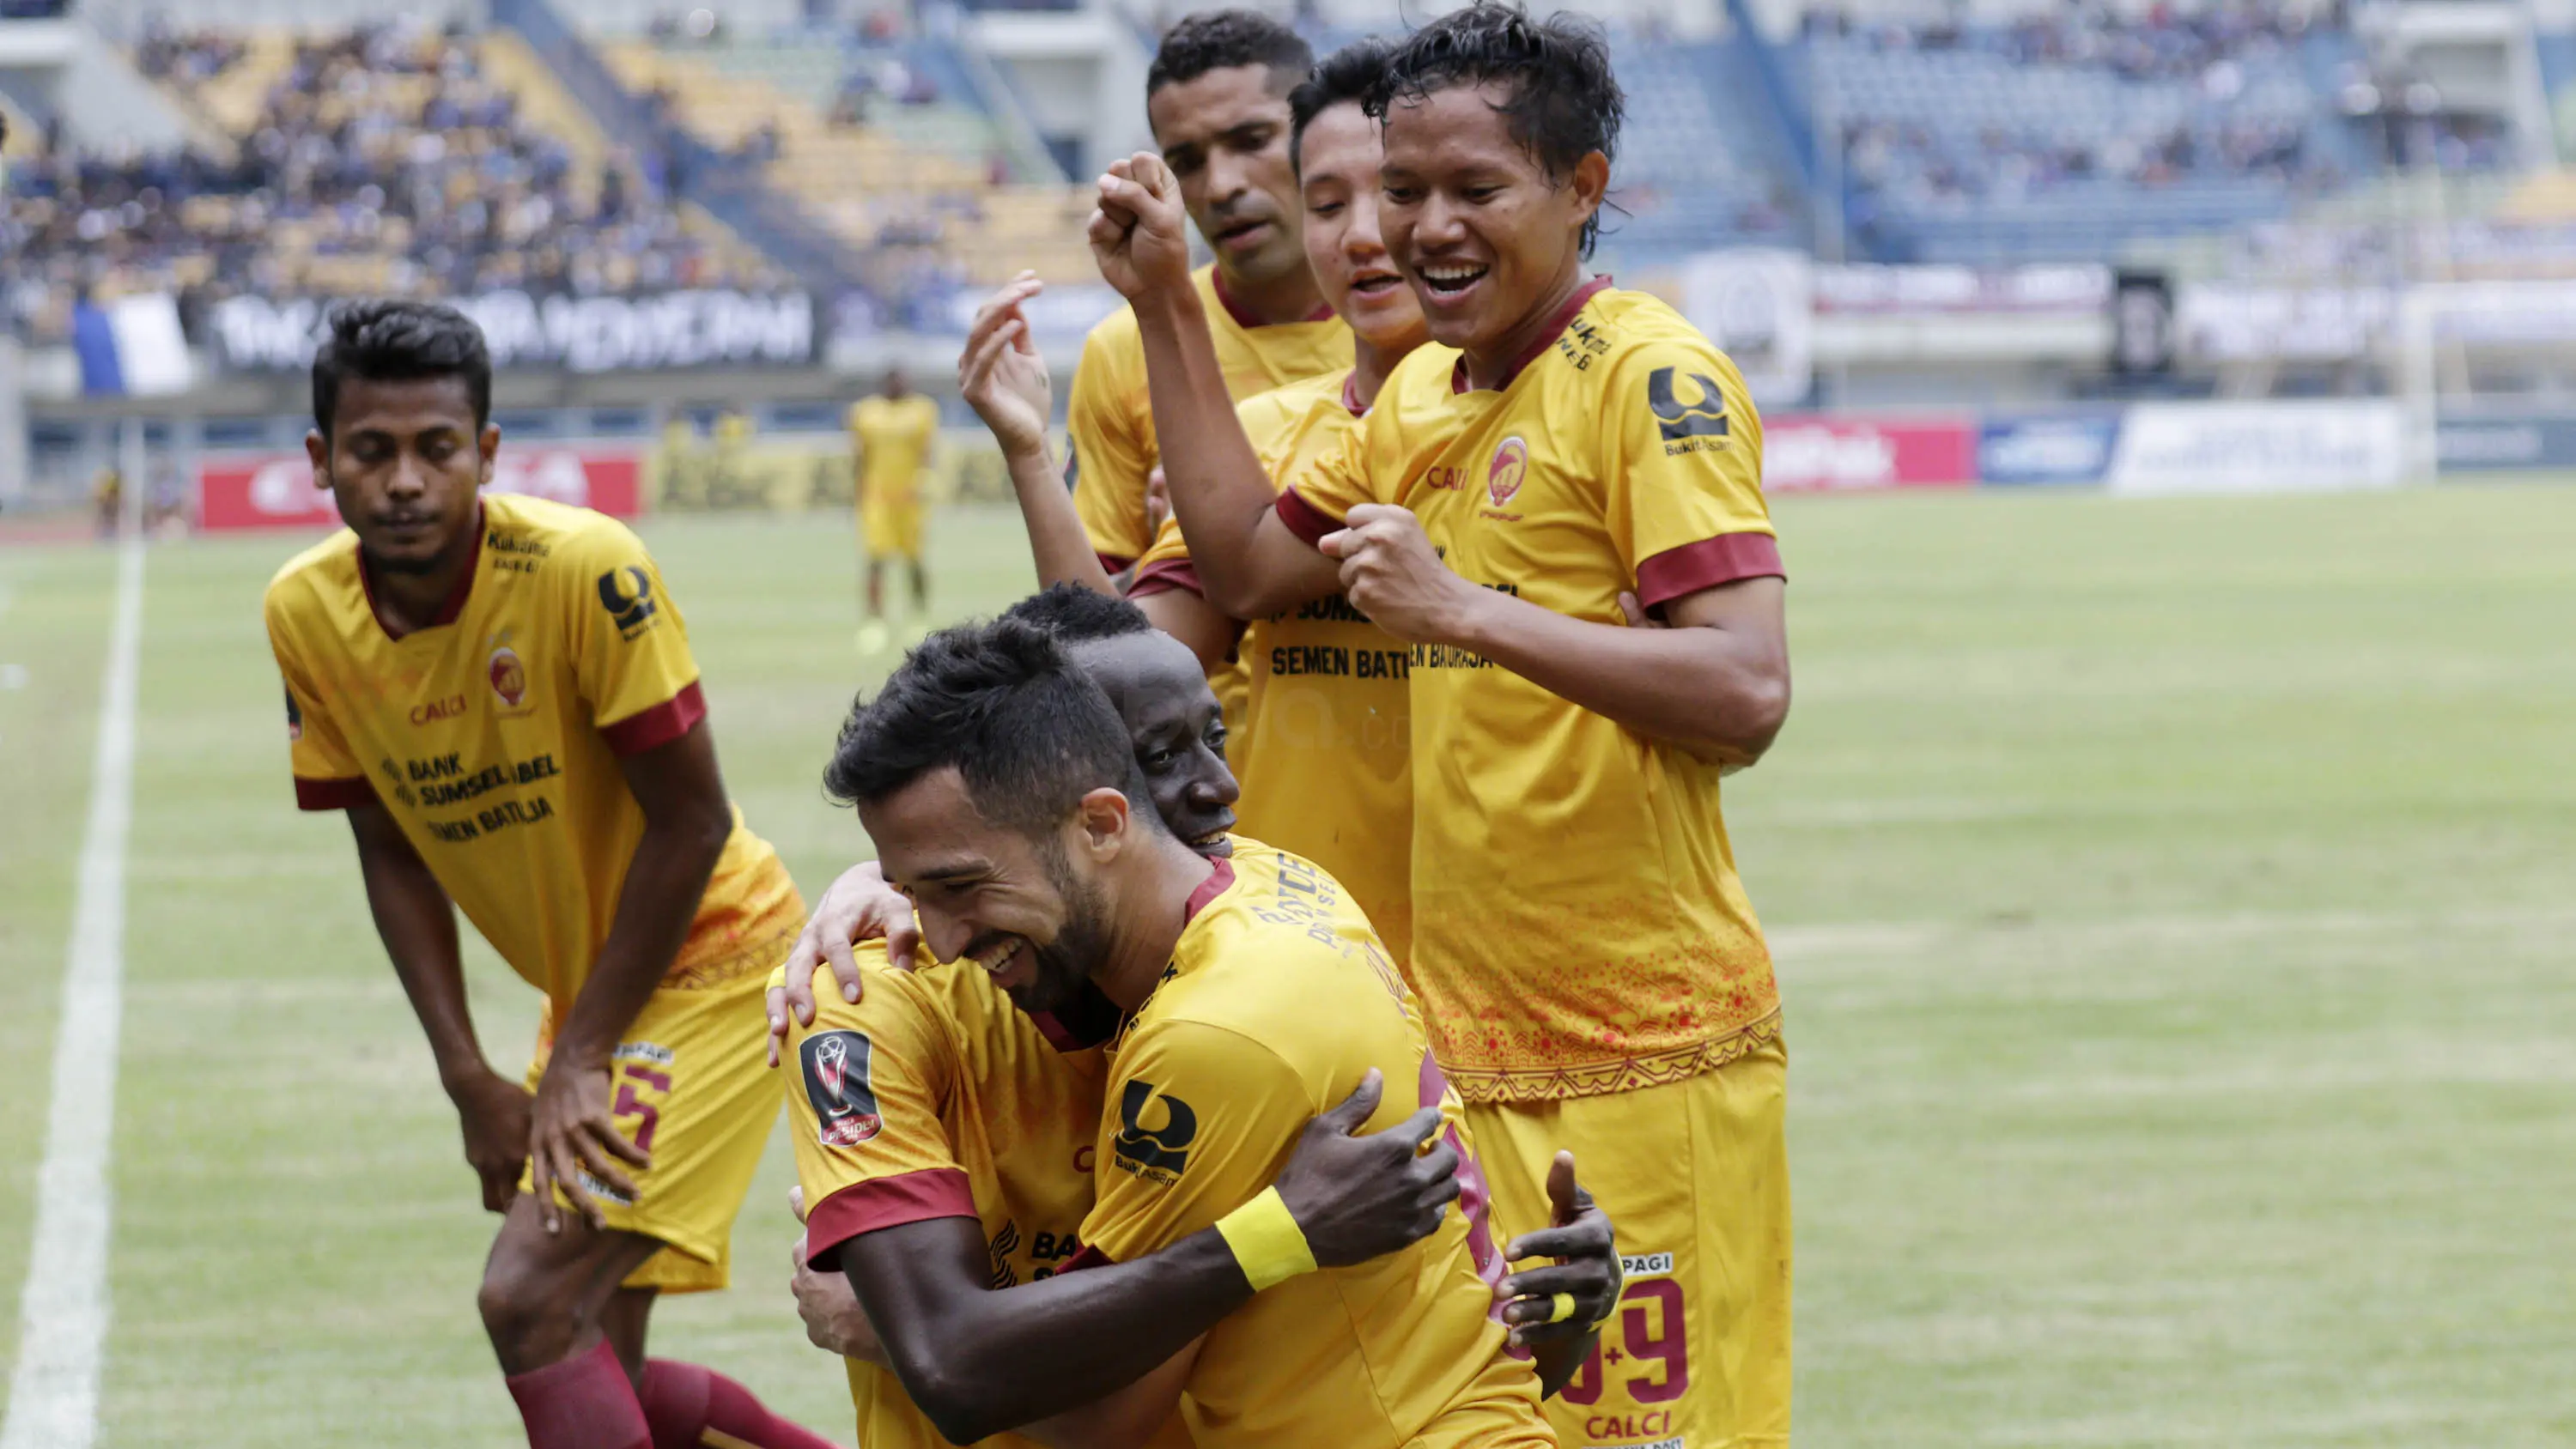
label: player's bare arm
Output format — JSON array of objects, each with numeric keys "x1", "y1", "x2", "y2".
[
  {"x1": 1092, "y1": 154, "x2": 1343, "y2": 620},
  {"x1": 1324, "y1": 505, "x2": 1792, "y2": 767},
  {"x1": 963, "y1": 273, "x2": 1242, "y2": 670},
  {"x1": 831, "y1": 1070, "x2": 1458, "y2": 1443},
  {"x1": 346, "y1": 800, "x2": 527, "y2": 1214},
  {"x1": 530, "y1": 718, "x2": 735, "y2": 1231}
]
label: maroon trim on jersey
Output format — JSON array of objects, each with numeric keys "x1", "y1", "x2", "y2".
[
  {"x1": 1097, "y1": 550, "x2": 1136, "y2": 577},
  {"x1": 360, "y1": 500, "x2": 485, "y2": 640},
  {"x1": 1127, "y1": 557, "x2": 1206, "y2": 600},
  {"x1": 599, "y1": 679, "x2": 707, "y2": 756},
  {"x1": 1340, "y1": 371, "x2": 1367, "y2": 418},
  {"x1": 1059, "y1": 1243, "x2": 1114, "y2": 1273},
  {"x1": 805, "y1": 1168, "x2": 979, "y2": 1266},
  {"x1": 1183, "y1": 857, "x2": 1236, "y2": 925},
  {"x1": 1212, "y1": 270, "x2": 1338, "y2": 330},
  {"x1": 1634, "y1": 533, "x2": 1786, "y2": 612},
  {"x1": 293, "y1": 775, "x2": 376, "y2": 811},
  {"x1": 1274, "y1": 487, "x2": 1343, "y2": 549},
  {"x1": 1453, "y1": 276, "x2": 1613, "y2": 395}
]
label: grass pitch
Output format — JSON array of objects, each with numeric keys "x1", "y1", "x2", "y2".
[{"x1": 2, "y1": 486, "x2": 2571, "y2": 1446}]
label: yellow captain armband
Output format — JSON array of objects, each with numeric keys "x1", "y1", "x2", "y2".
[{"x1": 1214, "y1": 1187, "x2": 1319, "y2": 1293}]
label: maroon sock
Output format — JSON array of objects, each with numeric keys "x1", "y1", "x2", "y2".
[
  {"x1": 503, "y1": 1337, "x2": 653, "y2": 1449},
  {"x1": 637, "y1": 1360, "x2": 843, "y2": 1449}
]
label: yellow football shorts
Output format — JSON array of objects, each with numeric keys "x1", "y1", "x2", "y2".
[
  {"x1": 1467, "y1": 1038, "x2": 1791, "y2": 1449},
  {"x1": 518, "y1": 936, "x2": 794, "y2": 1294},
  {"x1": 861, "y1": 497, "x2": 923, "y2": 561}
]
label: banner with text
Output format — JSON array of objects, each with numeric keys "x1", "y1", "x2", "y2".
[
  {"x1": 1762, "y1": 414, "x2": 1978, "y2": 493},
  {"x1": 1978, "y1": 412, "x2": 2123, "y2": 485},
  {"x1": 2105, "y1": 402, "x2": 2407, "y2": 495},
  {"x1": 198, "y1": 447, "x2": 645, "y2": 530},
  {"x1": 209, "y1": 290, "x2": 817, "y2": 373}
]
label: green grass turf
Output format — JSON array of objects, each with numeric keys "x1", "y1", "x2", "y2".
[{"x1": 3, "y1": 486, "x2": 2572, "y2": 1445}]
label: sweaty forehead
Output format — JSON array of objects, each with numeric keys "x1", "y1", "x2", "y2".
[
  {"x1": 1381, "y1": 81, "x2": 1529, "y2": 169},
  {"x1": 1071, "y1": 634, "x2": 1214, "y2": 729},
  {"x1": 331, "y1": 374, "x2": 479, "y2": 435},
  {"x1": 1151, "y1": 64, "x2": 1293, "y2": 146}
]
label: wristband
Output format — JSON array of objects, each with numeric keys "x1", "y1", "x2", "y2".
[{"x1": 1214, "y1": 1187, "x2": 1320, "y2": 1292}]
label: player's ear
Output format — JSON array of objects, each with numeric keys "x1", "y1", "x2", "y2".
[
  {"x1": 1074, "y1": 786, "x2": 1135, "y2": 859},
  {"x1": 477, "y1": 422, "x2": 502, "y2": 484},
  {"x1": 1569, "y1": 150, "x2": 1609, "y2": 225},
  {"x1": 304, "y1": 429, "x2": 331, "y2": 492}
]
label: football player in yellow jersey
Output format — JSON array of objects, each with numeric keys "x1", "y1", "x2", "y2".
[
  {"x1": 817, "y1": 616, "x2": 1576, "y2": 1448},
  {"x1": 848, "y1": 366, "x2": 941, "y2": 651},
  {"x1": 1065, "y1": 10, "x2": 1352, "y2": 576},
  {"x1": 766, "y1": 588, "x2": 1622, "y2": 1446},
  {"x1": 263, "y1": 302, "x2": 838, "y2": 1449},
  {"x1": 957, "y1": 39, "x2": 1428, "y2": 961},
  {"x1": 1095, "y1": 5, "x2": 1798, "y2": 1445}
]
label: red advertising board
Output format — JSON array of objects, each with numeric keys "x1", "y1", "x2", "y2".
[
  {"x1": 197, "y1": 447, "x2": 644, "y2": 530},
  {"x1": 1761, "y1": 415, "x2": 1977, "y2": 493}
]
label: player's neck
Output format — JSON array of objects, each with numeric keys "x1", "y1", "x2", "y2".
[
  {"x1": 1462, "y1": 262, "x2": 1589, "y2": 393},
  {"x1": 1213, "y1": 261, "x2": 1327, "y2": 328},
  {"x1": 1091, "y1": 838, "x2": 1229, "y2": 1012}
]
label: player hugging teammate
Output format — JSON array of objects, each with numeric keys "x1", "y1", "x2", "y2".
[{"x1": 270, "y1": 5, "x2": 1790, "y2": 1447}]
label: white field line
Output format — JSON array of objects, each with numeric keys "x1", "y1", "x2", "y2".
[{"x1": 3, "y1": 536, "x2": 143, "y2": 1449}]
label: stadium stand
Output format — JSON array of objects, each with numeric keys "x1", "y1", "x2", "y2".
[{"x1": 1, "y1": 18, "x2": 785, "y2": 344}]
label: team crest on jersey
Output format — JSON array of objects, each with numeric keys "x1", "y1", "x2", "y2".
[
  {"x1": 488, "y1": 646, "x2": 528, "y2": 709},
  {"x1": 800, "y1": 1030, "x2": 884, "y2": 1147},
  {"x1": 595, "y1": 567, "x2": 659, "y2": 640},
  {"x1": 1485, "y1": 436, "x2": 1530, "y2": 509},
  {"x1": 1647, "y1": 366, "x2": 1729, "y2": 443},
  {"x1": 1110, "y1": 1079, "x2": 1197, "y2": 1185}
]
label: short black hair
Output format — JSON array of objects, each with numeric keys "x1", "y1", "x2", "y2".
[
  {"x1": 312, "y1": 300, "x2": 493, "y2": 440},
  {"x1": 1290, "y1": 37, "x2": 1394, "y2": 173},
  {"x1": 824, "y1": 616, "x2": 1169, "y2": 840},
  {"x1": 1147, "y1": 9, "x2": 1313, "y2": 97},
  {"x1": 1369, "y1": 3, "x2": 1624, "y2": 255},
  {"x1": 999, "y1": 583, "x2": 1155, "y2": 645}
]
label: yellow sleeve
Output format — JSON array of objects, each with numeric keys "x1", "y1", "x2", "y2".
[
  {"x1": 1067, "y1": 323, "x2": 1157, "y2": 567},
  {"x1": 783, "y1": 960, "x2": 977, "y2": 1268},
  {"x1": 1079, "y1": 1018, "x2": 1313, "y2": 1264},
  {"x1": 263, "y1": 587, "x2": 372, "y2": 809},
  {"x1": 1273, "y1": 400, "x2": 1382, "y2": 548},
  {"x1": 566, "y1": 521, "x2": 706, "y2": 755},
  {"x1": 1602, "y1": 341, "x2": 1783, "y2": 612}
]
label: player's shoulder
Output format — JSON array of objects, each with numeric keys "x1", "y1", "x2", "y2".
[
  {"x1": 1583, "y1": 288, "x2": 1740, "y2": 385},
  {"x1": 263, "y1": 528, "x2": 361, "y2": 619},
  {"x1": 1234, "y1": 366, "x2": 1351, "y2": 434},
  {"x1": 489, "y1": 492, "x2": 649, "y2": 570},
  {"x1": 1155, "y1": 840, "x2": 1387, "y2": 1026},
  {"x1": 794, "y1": 944, "x2": 966, "y2": 1055}
]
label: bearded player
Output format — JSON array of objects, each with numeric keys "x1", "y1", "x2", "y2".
[
  {"x1": 1097, "y1": 6, "x2": 1795, "y2": 1446},
  {"x1": 263, "y1": 301, "x2": 838, "y2": 1449}
]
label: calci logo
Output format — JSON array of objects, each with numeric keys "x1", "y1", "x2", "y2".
[
  {"x1": 800, "y1": 1030, "x2": 884, "y2": 1148},
  {"x1": 1485, "y1": 435, "x2": 1530, "y2": 509}
]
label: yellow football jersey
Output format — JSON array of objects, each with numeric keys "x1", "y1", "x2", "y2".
[
  {"x1": 1278, "y1": 282, "x2": 1786, "y2": 1104},
  {"x1": 1078, "y1": 839, "x2": 1546, "y2": 1449},
  {"x1": 1068, "y1": 264, "x2": 1349, "y2": 567},
  {"x1": 849, "y1": 393, "x2": 942, "y2": 505},
  {"x1": 1133, "y1": 368, "x2": 1416, "y2": 965},
  {"x1": 264, "y1": 493, "x2": 799, "y2": 1009},
  {"x1": 778, "y1": 950, "x2": 1194, "y2": 1449}
]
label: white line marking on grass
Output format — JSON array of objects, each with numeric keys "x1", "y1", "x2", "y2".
[{"x1": 3, "y1": 537, "x2": 143, "y2": 1449}]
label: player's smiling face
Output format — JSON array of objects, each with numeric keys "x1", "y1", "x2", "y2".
[
  {"x1": 1378, "y1": 81, "x2": 1607, "y2": 362},
  {"x1": 1297, "y1": 100, "x2": 1426, "y2": 351},
  {"x1": 307, "y1": 374, "x2": 496, "y2": 575},
  {"x1": 860, "y1": 767, "x2": 1121, "y2": 1016},
  {"x1": 1149, "y1": 64, "x2": 1307, "y2": 288},
  {"x1": 1071, "y1": 633, "x2": 1238, "y2": 855}
]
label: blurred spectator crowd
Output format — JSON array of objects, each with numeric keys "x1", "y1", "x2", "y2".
[{"x1": 2, "y1": 19, "x2": 781, "y2": 345}]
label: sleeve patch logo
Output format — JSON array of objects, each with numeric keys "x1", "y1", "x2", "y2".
[
  {"x1": 1647, "y1": 367, "x2": 1729, "y2": 443},
  {"x1": 1110, "y1": 1079, "x2": 1196, "y2": 1184},
  {"x1": 799, "y1": 1030, "x2": 884, "y2": 1147},
  {"x1": 595, "y1": 567, "x2": 659, "y2": 638},
  {"x1": 283, "y1": 686, "x2": 303, "y2": 742}
]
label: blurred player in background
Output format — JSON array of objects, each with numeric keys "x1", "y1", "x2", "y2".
[
  {"x1": 848, "y1": 365, "x2": 939, "y2": 653},
  {"x1": 957, "y1": 35, "x2": 1428, "y2": 961},
  {"x1": 263, "y1": 301, "x2": 838, "y2": 1449},
  {"x1": 1096, "y1": 5, "x2": 1797, "y2": 1445}
]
